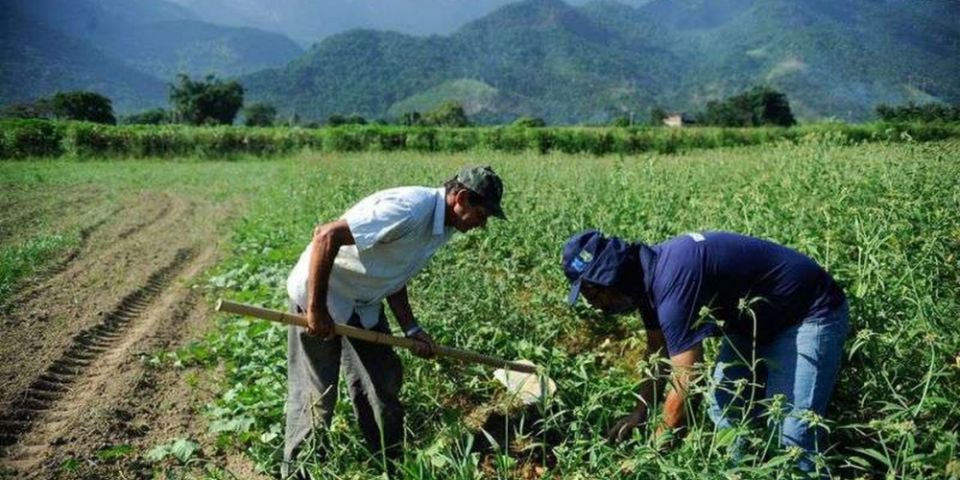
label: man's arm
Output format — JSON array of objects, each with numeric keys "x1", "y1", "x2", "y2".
[
  {"x1": 607, "y1": 329, "x2": 669, "y2": 442},
  {"x1": 655, "y1": 342, "x2": 704, "y2": 444},
  {"x1": 385, "y1": 286, "x2": 437, "y2": 357},
  {"x1": 306, "y1": 220, "x2": 355, "y2": 338}
]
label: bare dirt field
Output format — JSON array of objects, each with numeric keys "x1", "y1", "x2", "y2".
[{"x1": 0, "y1": 185, "x2": 260, "y2": 479}]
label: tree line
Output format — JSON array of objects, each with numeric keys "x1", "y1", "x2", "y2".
[
  {"x1": 4, "y1": 120, "x2": 957, "y2": 161},
  {"x1": 2, "y1": 78, "x2": 957, "y2": 128},
  {"x1": 627, "y1": 87, "x2": 797, "y2": 128},
  {"x1": 0, "y1": 75, "x2": 272, "y2": 127},
  {"x1": 875, "y1": 103, "x2": 960, "y2": 123}
]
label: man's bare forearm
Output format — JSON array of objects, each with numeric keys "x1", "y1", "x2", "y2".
[
  {"x1": 385, "y1": 286, "x2": 417, "y2": 332},
  {"x1": 307, "y1": 220, "x2": 353, "y2": 315},
  {"x1": 632, "y1": 358, "x2": 668, "y2": 418},
  {"x1": 661, "y1": 388, "x2": 688, "y2": 431},
  {"x1": 657, "y1": 344, "x2": 703, "y2": 438},
  {"x1": 307, "y1": 233, "x2": 337, "y2": 314},
  {"x1": 386, "y1": 285, "x2": 437, "y2": 357}
]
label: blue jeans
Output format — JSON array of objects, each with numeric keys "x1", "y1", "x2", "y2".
[{"x1": 707, "y1": 301, "x2": 849, "y2": 474}]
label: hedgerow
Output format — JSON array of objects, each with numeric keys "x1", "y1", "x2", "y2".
[{"x1": 1, "y1": 120, "x2": 958, "y2": 160}]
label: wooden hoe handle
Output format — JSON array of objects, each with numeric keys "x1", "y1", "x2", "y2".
[{"x1": 216, "y1": 299, "x2": 537, "y2": 374}]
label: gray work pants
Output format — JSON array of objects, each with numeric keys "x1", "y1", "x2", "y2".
[{"x1": 282, "y1": 300, "x2": 404, "y2": 478}]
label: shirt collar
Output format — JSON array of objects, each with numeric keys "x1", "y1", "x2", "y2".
[{"x1": 432, "y1": 187, "x2": 446, "y2": 236}]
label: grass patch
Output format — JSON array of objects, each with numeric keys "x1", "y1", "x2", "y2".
[{"x1": 0, "y1": 233, "x2": 74, "y2": 302}]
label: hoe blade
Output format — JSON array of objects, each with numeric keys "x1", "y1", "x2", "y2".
[{"x1": 493, "y1": 360, "x2": 557, "y2": 405}]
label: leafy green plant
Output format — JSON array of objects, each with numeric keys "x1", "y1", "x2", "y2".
[{"x1": 146, "y1": 438, "x2": 201, "y2": 464}]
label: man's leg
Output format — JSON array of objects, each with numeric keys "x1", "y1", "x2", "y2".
[
  {"x1": 764, "y1": 301, "x2": 849, "y2": 474},
  {"x1": 708, "y1": 333, "x2": 764, "y2": 463},
  {"x1": 341, "y1": 310, "x2": 405, "y2": 470},
  {"x1": 708, "y1": 334, "x2": 763, "y2": 429},
  {"x1": 283, "y1": 301, "x2": 342, "y2": 479}
]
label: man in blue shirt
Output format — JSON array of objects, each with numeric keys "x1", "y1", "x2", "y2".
[{"x1": 562, "y1": 230, "x2": 848, "y2": 474}]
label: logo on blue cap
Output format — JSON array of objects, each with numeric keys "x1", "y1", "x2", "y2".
[
  {"x1": 570, "y1": 248, "x2": 593, "y2": 273},
  {"x1": 562, "y1": 229, "x2": 633, "y2": 306}
]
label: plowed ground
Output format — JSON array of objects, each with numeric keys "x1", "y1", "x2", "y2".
[{"x1": 0, "y1": 183, "x2": 260, "y2": 479}]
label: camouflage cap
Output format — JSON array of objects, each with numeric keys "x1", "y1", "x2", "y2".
[{"x1": 455, "y1": 165, "x2": 506, "y2": 220}]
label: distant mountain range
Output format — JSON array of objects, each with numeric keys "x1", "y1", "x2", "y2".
[
  {"x1": 165, "y1": 0, "x2": 656, "y2": 47},
  {"x1": 2, "y1": 0, "x2": 957, "y2": 121},
  {"x1": 1, "y1": 0, "x2": 303, "y2": 112},
  {"x1": 0, "y1": 8, "x2": 167, "y2": 113},
  {"x1": 167, "y1": 0, "x2": 524, "y2": 46},
  {"x1": 242, "y1": 0, "x2": 959, "y2": 123}
]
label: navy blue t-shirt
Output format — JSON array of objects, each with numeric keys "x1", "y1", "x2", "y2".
[{"x1": 638, "y1": 232, "x2": 845, "y2": 356}]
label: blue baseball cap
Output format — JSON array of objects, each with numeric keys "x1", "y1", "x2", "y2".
[{"x1": 562, "y1": 230, "x2": 632, "y2": 305}]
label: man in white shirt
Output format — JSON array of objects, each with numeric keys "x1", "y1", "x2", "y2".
[{"x1": 283, "y1": 166, "x2": 505, "y2": 478}]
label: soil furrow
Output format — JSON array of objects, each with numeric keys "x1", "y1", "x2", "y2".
[
  {"x1": 2, "y1": 195, "x2": 177, "y2": 317},
  {"x1": 116, "y1": 201, "x2": 172, "y2": 240},
  {"x1": 0, "y1": 187, "x2": 247, "y2": 479},
  {"x1": 0, "y1": 249, "x2": 194, "y2": 461},
  {"x1": 0, "y1": 216, "x2": 113, "y2": 316},
  {"x1": 23, "y1": 390, "x2": 59, "y2": 403}
]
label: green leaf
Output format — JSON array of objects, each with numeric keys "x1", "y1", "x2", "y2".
[
  {"x1": 170, "y1": 438, "x2": 200, "y2": 463},
  {"x1": 850, "y1": 447, "x2": 893, "y2": 467},
  {"x1": 95, "y1": 444, "x2": 134, "y2": 461},
  {"x1": 145, "y1": 444, "x2": 171, "y2": 463},
  {"x1": 763, "y1": 454, "x2": 794, "y2": 469},
  {"x1": 60, "y1": 458, "x2": 80, "y2": 472},
  {"x1": 209, "y1": 416, "x2": 255, "y2": 433},
  {"x1": 713, "y1": 427, "x2": 741, "y2": 448}
]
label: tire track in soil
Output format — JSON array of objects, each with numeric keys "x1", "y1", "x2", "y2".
[
  {"x1": 0, "y1": 248, "x2": 194, "y2": 473},
  {"x1": 0, "y1": 188, "x2": 252, "y2": 478},
  {"x1": 116, "y1": 201, "x2": 171, "y2": 240},
  {"x1": 0, "y1": 193, "x2": 185, "y2": 404}
]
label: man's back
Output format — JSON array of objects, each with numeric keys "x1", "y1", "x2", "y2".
[
  {"x1": 287, "y1": 186, "x2": 452, "y2": 328},
  {"x1": 648, "y1": 231, "x2": 845, "y2": 353}
]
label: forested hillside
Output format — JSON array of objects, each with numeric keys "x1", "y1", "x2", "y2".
[
  {"x1": 1, "y1": 0, "x2": 302, "y2": 112},
  {"x1": 243, "y1": 0, "x2": 960, "y2": 123},
  {"x1": 0, "y1": 10, "x2": 167, "y2": 112}
]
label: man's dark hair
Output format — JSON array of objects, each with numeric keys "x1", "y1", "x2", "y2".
[{"x1": 443, "y1": 179, "x2": 484, "y2": 206}]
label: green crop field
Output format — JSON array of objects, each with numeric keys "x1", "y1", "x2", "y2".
[{"x1": 2, "y1": 137, "x2": 959, "y2": 479}]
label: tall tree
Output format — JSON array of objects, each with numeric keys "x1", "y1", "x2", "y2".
[
  {"x1": 648, "y1": 106, "x2": 668, "y2": 126},
  {"x1": 123, "y1": 108, "x2": 169, "y2": 125},
  {"x1": 169, "y1": 74, "x2": 244, "y2": 126},
  {"x1": 400, "y1": 111, "x2": 421, "y2": 126},
  {"x1": 422, "y1": 101, "x2": 470, "y2": 127},
  {"x1": 50, "y1": 91, "x2": 116, "y2": 124},
  {"x1": 701, "y1": 87, "x2": 795, "y2": 127},
  {"x1": 243, "y1": 103, "x2": 277, "y2": 127}
]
